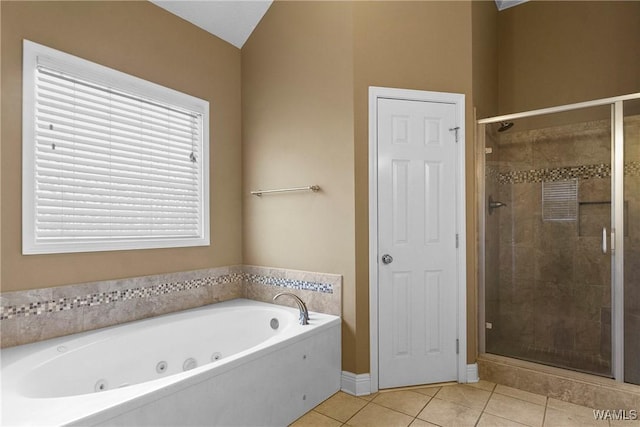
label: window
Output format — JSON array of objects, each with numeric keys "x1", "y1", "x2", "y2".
[{"x1": 22, "y1": 40, "x2": 209, "y2": 254}]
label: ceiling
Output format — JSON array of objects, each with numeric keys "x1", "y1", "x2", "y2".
[
  {"x1": 150, "y1": 0, "x2": 273, "y2": 49},
  {"x1": 150, "y1": 0, "x2": 529, "y2": 49},
  {"x1": 495, "y1": 0, "x2": 530, "y2": 11}
]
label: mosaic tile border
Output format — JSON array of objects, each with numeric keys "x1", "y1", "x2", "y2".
[
  {"x1": 243, "y1": 273, "x2": 333, "y2": 294},
  {"x1": 498, "y1": 161, "x2": 640, "y2": 184},
  {"x1": 0, "y1": 272, "x2": 334, "y2": 321},
  {"x1": 485, "y1": 165, "x2": 501, "y2": 184}
]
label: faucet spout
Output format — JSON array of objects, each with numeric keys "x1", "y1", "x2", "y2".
[{"x1": 273, "y1": 292, "x2": 309, "y2": 325}]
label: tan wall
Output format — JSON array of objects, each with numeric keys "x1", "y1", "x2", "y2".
[
  {"x1": 471, "y1": 0, "x2": 499, "y2": 362},
  {"x1": 241, "y1": 1, "x2": 357, "y2": 371},
  {"x1": 353, "y1": 0, "x2": 481, "y2": 371},
  {"x1": 472, "y1": 0, "x2": 499, "y2": 121},
  {"x1": 498, "y1": 0, "x2": 640, "y2": 115},
  {"x1": 243, "y1": 0, "x2": 485, "y2": 373},
  {"x1": 1, "y1": 1, "x2": 242, "y2": 291},
  {"x1": 15, "y1": 0, "x2": 625, "y2": 378}
]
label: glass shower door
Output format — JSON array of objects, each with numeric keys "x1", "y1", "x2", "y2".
[
  {"x1": 483, "y1": 105, "x2": 613, "y2": 377},
  {"x1": 624, "y1": 98, "x2": 640, "y2": 385}
]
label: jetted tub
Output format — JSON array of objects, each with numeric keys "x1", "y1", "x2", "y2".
[{"x1": 1, "y1": 299, "x2": 341, "y2": 426}]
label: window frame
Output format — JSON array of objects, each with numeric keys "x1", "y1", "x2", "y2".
[{"x1": 22, "y1": 39, "x2": 210, "y2": 255}]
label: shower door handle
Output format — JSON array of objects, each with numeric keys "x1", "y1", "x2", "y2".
[{"x1": 602, "y1": 227, "x2": 607, "y2": 254}]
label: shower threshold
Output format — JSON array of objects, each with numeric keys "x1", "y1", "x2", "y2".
[
  {"x1": 478, "y1": 353, "x2": 640, "y2": 409},
  {"x1": 486, "y1": 342, "x2": 611, "y2": 378}
]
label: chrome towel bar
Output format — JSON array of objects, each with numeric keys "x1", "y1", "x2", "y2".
[{"x1": 250, "y1": 185, "x2": 320, "y2": 197}]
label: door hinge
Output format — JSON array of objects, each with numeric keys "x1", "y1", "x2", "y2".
[
  {"x1": 456, "y1": 339, "x2": 459, "y2": 354},
  {"x1": 455, "y1": 234, "x2": 459, "y2": 248},
  {"x1": 449, "y1": 126, "x2": 460, "y2": 143}
]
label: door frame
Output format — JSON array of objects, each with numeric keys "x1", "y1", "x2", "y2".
[{"x1": 368, "y1": 86, "x2": 468, "y2": 393}]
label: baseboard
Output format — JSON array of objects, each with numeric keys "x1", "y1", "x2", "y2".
[
  {"x1": 341, "y1": 365, "x2": 477, "y2": 395},
  {"x1": 466, "y1": 363, "x2": 479, "y2": 383},
  {"x1": 341, "y1": 371, "x2": 371, "y2": 396}
]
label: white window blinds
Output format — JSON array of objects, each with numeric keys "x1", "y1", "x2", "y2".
[{"x1": 23, "y1": 40, "x2": 210, "y2": 254}]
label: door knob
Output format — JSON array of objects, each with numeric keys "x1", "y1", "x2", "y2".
[{"x1": 381, "y1": 254, "x2": 393, "y2": 264}]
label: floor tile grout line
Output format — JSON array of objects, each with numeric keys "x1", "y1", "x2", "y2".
[
  {"x1": 369, "y1": 399, "x2": 419, "y2": 423},
  {"x1": 479, "y1": 384, "x2": 552, "y2": 427},
  {"x1": 430, "y1": 383, "x2": 494, "y2": 414},
  {"x1": 343, "y1": 397, "x2": 375, "y2": 425},
  {"x1": 411, "y1": 393, "x2": 436, "y2": 425},
  {"x1": 492, "y1": 386, "x2": 549, "y2": 408},
  {"x1": 306, "y1": 391, "x2": 368, "y2": 425},
  {"x1": 541, "y1": 396, "x2": 549, "y2": 427},
  {"x1": 477, "y1": 407, "x2": 532, "y2": 427},
  {"x1": 354, "y1": 395, "x2": 437, "y2": 427},
  {"x1": 370, "y1": 388, "x2": 444, "y2": 425},
  {"x1": 309, "y1": 409, "x2": 346, "y2": 425},
  {"x1": 473, "y1": 387, "x2": 495, "y2": 427},
  {"x1": 486, "y1": 388, "x2": 550, "y2": 427}
]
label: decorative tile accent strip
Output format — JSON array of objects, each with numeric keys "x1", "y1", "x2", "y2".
[
  {"x1": 0, "y1": 274, "x2": 238, "y2": 320},
  {"x1": 627, "y1": 160, "x2": 640, "y2": 176},
  {"x1": 498, "y1": 161, "x2": 640, "y2": 184},
  {"x1": 243, "y1": 273, "x2": 333, "y2": 294},
  {"x1": 485, "y1": 165, "x2": 501, "y2": 184},
  {"x1": 0, "y1": 271, "x2": 334, "y2": 321}
]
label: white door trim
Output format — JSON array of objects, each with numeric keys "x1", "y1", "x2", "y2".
[{"x1": 368, "y1": 86, "x2": 467, "y2": 393}]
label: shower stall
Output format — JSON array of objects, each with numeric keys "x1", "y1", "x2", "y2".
[{"x1": 477, "y1": 94, "x2": 640, "y2": 386}]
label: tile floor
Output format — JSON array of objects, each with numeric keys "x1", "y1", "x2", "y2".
[{"x1": 291, "y1": 381, "x2": 639, "y2": 427}]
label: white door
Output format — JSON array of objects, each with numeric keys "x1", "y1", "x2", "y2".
[{"x1": 377, "y1": 97, "x2": 460, "y2": 388}]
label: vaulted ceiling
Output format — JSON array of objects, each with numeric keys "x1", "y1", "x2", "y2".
[
  {"x1": 149, "y1": 0, "x2": 273, "y2": 49},
  {"x1": 150, "y1": 0, "x2": 529, "y2": 49}
]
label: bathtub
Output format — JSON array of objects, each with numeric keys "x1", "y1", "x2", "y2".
[{"x1": 1, "y1": 299, "x2": 341, "y2": 426}]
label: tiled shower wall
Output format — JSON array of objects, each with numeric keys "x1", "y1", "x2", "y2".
[
  {"x1": 0, "y1": 265, "x2": 342, "y2": 348},
  {"x1": 485, "y1": 116, "x2": 640, "y2": 378}
]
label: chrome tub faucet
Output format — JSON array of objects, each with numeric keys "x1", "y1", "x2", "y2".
[{"x1": 273, "y1": 292, "x2": 309, "y2": 325}]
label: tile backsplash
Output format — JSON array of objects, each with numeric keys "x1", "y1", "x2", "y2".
[{"x1": 0, "y1": 265, "x2": 342, "y2": 348}]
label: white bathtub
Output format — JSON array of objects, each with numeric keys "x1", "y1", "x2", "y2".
[{"x1": 1, "y1": 299, "x2": 341, "y2": 426}]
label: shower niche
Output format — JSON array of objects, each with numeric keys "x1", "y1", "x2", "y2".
[{"x1": 479, "y1": 96, "x2": 640, "y2": 386}]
